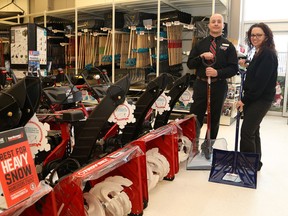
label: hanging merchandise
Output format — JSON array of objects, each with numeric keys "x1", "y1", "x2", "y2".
[
  {"x1": 98, "y1": 35, "x2": 107, "y2": 66},
  {"x1": 101, "y1": 31, "x2": 121, "y2": 66},
  {"x1": 78, "y1": 30, "x2": 101, "y2": 69},
  {"x1": 120, "y1": 33, "x2": 130, "y2": 69},
  {"x1": 165, "y1": 23, "x2": 183, "y2": 66},
  {"x1": 125, "y1": 27, "x2": 137, "y2": 67},
  {"x1": 101, "y1": 31, "x2": 111, "y2": 65},
  {"x1": 123, "y1": 12, "x2": 157, "y2": 29},
  {"x1": 103, "y1": 11, "x2": 124, "y2": 29},
  {"x1": 136, "y1": 31, "x2": 150, "y2": 68},
  {"x1": 162, "y1": 22, "x2": 184, "y2": 75},
  {"x1": 195, "y1": 20, "x2": 209, "y2": 38},
  {"x1": 160, "y1": 10, "x2": 192, "y2": 25}
]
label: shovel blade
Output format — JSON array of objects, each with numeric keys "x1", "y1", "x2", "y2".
[
  {"x1": 209, "y1": 149, "x2": 259, "y2": 189},
  {"x1": 186, "y1": 138, "x2": 227, "y2": 170}
]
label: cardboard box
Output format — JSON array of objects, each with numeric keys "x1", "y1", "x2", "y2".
[{"x1": 0, "y1": 127, "x2": 39, "y2": 209}]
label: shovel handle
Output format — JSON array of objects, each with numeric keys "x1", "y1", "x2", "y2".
[
  {"x1": 207, "y1": 76, "x2": 211, "y2": 140},
  {"x1": 202, "y1": 56, "x2": 216, "y2": 67},
  {"x1": 235, "y1": 70, "x2": 246, "y2": 151}
]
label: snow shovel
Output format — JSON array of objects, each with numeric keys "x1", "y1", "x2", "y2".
[
  {"x1": 201, "y1": 57, "x2": 216, "y2": 160},
  {"x1": 208, "y1": 70, "x2": 259, "y2": 189},
  {"x1": 126, "y1": 29, "x2": 136, "y2": 67},
  {"x1": 187, "y1": 57, "x2": 228, "y2": 170}
]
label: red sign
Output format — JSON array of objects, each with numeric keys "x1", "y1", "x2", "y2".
[{"x1": 0, "y1": 127, "x2": 39, "y2": 209}]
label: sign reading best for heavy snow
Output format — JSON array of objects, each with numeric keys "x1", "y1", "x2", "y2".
[{"x1": 0, "y1": 127, "x2": 39, "y2": 209}]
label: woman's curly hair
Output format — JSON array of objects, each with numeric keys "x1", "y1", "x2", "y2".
[{"x1": 245, "y1": 22, "x2": 277, "y2": 56}]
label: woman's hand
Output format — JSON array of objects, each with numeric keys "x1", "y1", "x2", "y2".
[
  {"x1": 236, "y1": 100, "x2": 244, "y2": 112},
  {"x1": 238, "y1": 59, "x2": 248, "y2": 68}
]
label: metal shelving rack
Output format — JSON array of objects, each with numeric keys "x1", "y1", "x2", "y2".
[{"x1": 0, "y1": 0, "x2": 229, "y2": 80}]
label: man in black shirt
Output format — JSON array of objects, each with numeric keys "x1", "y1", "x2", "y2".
[{"x1": 187, "y1": 13, "x2": 238, "y2": 153}]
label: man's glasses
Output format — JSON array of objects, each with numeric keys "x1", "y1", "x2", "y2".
[{"x1": 250, "y1": 34, "x2": 264, "y2": 38}]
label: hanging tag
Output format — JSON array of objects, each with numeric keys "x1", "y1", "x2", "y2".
[
  {"x1": 145, "y1": 25, "x2": 152, "y2": 30},
  {"x1": 184, "y1": 24, "x2": 194, "y2": 30},
  {"x1": 130, "y1": 26, "x2": 136, "y2": 31},
  {"x1": 108, "y1": 100, "x2": 136, "y2": 129},
  {"x1": 155, "y1": 36, "x2": 164, "y2": 41},
  {"x1": 24, "y1": 114, "x2": 50, "y2": 158},
  {"x1": 179, "y1": 89, "x2": 194, "y2": 106},
  {"x1": 101, "y1": 27, "x2": 111, "y2": 32},
  {"x1": 164, "y1": 22, "x2": 172, "y2": 27},
  {"x1": 152, "y1": 93, "x2": 171, "y2": 115},
  {"x1": 174, "y1": 21, "x2": 180, "y2": 25}
]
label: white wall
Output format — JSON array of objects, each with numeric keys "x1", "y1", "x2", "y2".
[{"x1": 228, "y1": 0, "x2": 241, "y2": 42}]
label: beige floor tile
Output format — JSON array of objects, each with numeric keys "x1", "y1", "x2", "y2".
[{"x1": 144, "y1": 115, "x2": 288, "y2": 216}]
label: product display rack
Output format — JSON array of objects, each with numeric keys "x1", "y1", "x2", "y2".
[
  {"x1": 10, "y1": 23, "x2": 47, "y2": 69},
  {"x1": 220, "y1": 75, "x2": 241, "y2": 125}
]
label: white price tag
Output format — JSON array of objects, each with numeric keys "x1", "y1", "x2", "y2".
[
  {"x1": 165, "y1": 22, "x2": 172, "y2": 27},
  {"x1": 108, "y1": 100, "x2": 136, "y2": 129},
  {"x1": 25, "y1": 114, "x2": 50, "y2": 158},
  {"x1": 145, "y1": 25, "x2": 152, "y2": 30},
  {"x1": 152, "y1": 93, "x2": 171, "y2": 115},
  {"x1": 130, "y1": 26, "x2": 136, "y2": 30},
  {"x1": 174, "y1": 21, "x2": 180, "y2": 25},
  {"x1": 179, "y1": 89, "x2": 194, "y2": 106}
]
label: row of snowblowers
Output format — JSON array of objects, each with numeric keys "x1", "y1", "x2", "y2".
[{"x1": 0, "y1": 67, "x2": 191, "y2": 189}]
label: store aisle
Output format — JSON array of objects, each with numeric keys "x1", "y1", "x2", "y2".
[{"x1": 143, "y1": 115, "x2": 288, "y2": 216}]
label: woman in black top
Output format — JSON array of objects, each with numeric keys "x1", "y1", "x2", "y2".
[{"x1": 237, "y1": 22, "x2": 278, "y2": 171}]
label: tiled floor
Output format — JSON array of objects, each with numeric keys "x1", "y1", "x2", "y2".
[{"x1": 143, "y1": 115, "x2": 288, "y2": 216}]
